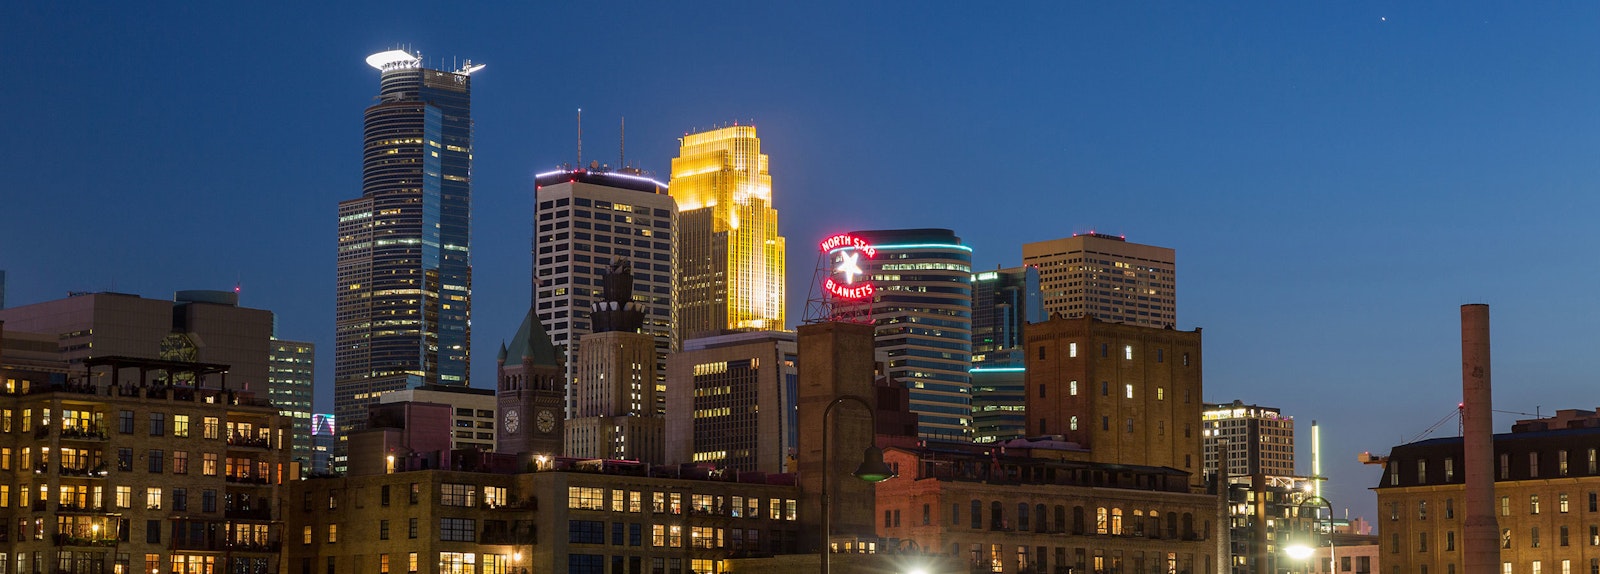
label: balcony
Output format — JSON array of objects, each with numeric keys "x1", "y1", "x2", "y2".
[
  {"x1": 57, "y1": 503, "x2": 108, "y2": 514},
  {"x1": 60, "y1": 426, "x2": 110, "y2": 442},
  {"x1": 226, "y1": 435, "x2": 272, "y2": 449},
  {"x1": 59, "y1": 465, "x2": 110, "y2": 478},
  {"x1": 53, "y1": 534, "x2": 117, "y2": 547},
  {"x1": 224, "y1": 475, "x2": 270, "y2": 485},
  {"x1": 225, "y1": 541, "x2": 281, "y2": 553}
]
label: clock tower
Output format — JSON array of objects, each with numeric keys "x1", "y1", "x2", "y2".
[{"x1": 496, "y1": 310, "x2": 566, "y2": 457}]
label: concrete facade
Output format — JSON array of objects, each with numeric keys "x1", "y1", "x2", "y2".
[
  {"x1": 665, "y1": 331, "x2": 797, "y2": 474},
  {"x1": 380, "y1": 384, "x2": 497, "y2": 452},
  {"x1": 1203, "y1": 401, "x2": 1296, "y2": 481},
  {"x1": 1024, "y1": 233, "x2": 1176, "y2": 328},
  {"x1": 567, "y1": 331, "x2": 664, "y2": 464}
]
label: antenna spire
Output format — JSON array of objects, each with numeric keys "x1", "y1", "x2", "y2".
[
  {"x1": 576, "y1": 108, "x2": 583, "y2": 167},
  {"x1": 619, "y1": 116, "x2": 626, "y2": 169}
]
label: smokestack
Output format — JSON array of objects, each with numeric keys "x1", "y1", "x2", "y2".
[{"x1": 1461, "y1": 304, "x2": 1499, "y2": 574}]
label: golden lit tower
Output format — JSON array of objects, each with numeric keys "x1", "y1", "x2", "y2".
[{"x1": 670, "y1": 125, "x2": 786, "y2": 340}]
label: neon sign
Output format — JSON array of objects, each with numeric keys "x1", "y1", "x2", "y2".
[{"x1": 820, "y1": 233, "x2": 876, "y2": 300}]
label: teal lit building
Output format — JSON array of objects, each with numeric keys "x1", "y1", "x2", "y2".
[
  {"x1": 335, "y1": 49, "x2": 484, "y2": 467},
  {"x1": 843, "y1": 229, "x2": 973, "y2": 442}
]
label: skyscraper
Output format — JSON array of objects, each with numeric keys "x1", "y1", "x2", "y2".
[
  {"x1": 841, "y1": 228, "x2": 973, "y2": 442},
  {"x1": 1023, "y1": 233, "x2": 1176, "y2": 328},
  {"x1": 669, "y1": 126, "x2": 785, "y2": 340},
  {"x1": 336, "y1": 49, "x2": 483, "y2": 458},
  {"x1": 1202, "y1": 400, "x2": 1296, "y2": 480},
  {"x1": 664, "y1": 330, "x2": 799, "y2": 473},
  {"x1": 268, "y1": 338, "x2": 315, "y2": 469},
  {"x1": 566, "y1": 261, "x2": 665, "y2": 463},
  {"x1": 531, "y1": 168, "x2": 675, "y2": 415}
]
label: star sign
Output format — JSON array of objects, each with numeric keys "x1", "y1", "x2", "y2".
[{"x1": 837, "y1": 251, "x2": 863, "y2": 284}]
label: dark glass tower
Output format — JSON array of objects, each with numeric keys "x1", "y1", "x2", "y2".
[{"x1": 335, "y1": 49, "x2": 482, "y2": 468}]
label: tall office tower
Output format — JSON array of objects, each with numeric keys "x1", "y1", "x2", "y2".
[
  {"x1": 565, "y1": 262, "x2": 665, "y2": 463},
  {"x1": 970, "y1": 366, "x2": 1025, "y2": 443},
  {"x1": 336, "y1": 49, "x2": 483, "y2": 457},
  {"x1": 310, "y1": 414, "x2": 337, "y2": 475},
  {"x1": 664, "y1": 331, "x2": 799, "y2": 473},
  {"x1": 531, "y1": 168, "x2": 675, "y2": 416},
  {"x1": 1023, "y1": 233, "x2": 1176, "y2": 328},
  {"x1": 970, "y1": 266, "x2": 1043, "y2": 366},
  {"x1": 841, "y1": 228, "x2": 973, "y2": 442},
  {"x1": 669, "y1": 126, "x2": 785, "y2": 341},
  {"x1": 0, "y1": 290, "x2": 274, "y2": 382},
  {"x1": 1202, "y1": 400, "x2": 1296, "y2": 481},
  {"x1": 0, "y1": 269, "x2": 7, "y2": 309},
  {"x1": 268, "y1": 338, "x2": 315, "y2": 468},
  {"x1": 1024, "y1": 315, "x2": 1204, "y2": 485},
  {"x1": 495, "y1": 310, "x2": 565, "y2": 456}
]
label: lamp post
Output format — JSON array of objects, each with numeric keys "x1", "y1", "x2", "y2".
[
  {"x1": 1285, "y1": 495, "x2": 1332, "y2": 574},
  {"x1": 820, "y1": 394, "x2": 896, "y2": 574}
]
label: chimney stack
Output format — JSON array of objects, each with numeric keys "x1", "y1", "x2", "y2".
[{"x1": 1461, "y1": 304, "x2": 1499, "y2": 574}]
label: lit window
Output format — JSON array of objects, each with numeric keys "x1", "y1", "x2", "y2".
[
  {"x1": 1124, "y1": 345, "x2": 1133, "y2": 360},
  {"x1": 1125, "y1": 384, "x2": 1134, "y2": 399}
]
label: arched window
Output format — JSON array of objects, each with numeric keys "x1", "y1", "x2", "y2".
[
  {"x1": 1072, "y1": 506, "x2": 1085, "y2": 535},
  {"x1": 1036, "y1": 504, "x2": 1048, "y2": 532},
  {"x1": 1166, "y1": 512, "x2": 1178, "y2": 539},
  {"x1": 1096, "y1": 507, "x2": 1109, "y2": 534},
  {"x1": 991, "y1": 501, "x2": 1005, "y2": 530},
  {"x1": 1111, "y1": 508, "x2": 1123, "y2": 535},
  {"x1": 1182, "y1": 512, "x2": 1195, "y2": 539},
  {"x1": 1018, "y1": 503, "x2": 1030, "y2": 531}
]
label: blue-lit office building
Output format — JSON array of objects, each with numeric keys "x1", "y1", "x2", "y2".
[
  {"x1": 969, "y1": 266, "x2": 1042, "y2": 443},
  {"x1": 845, "y1": 229, "x2": 973, "y2": 442},
  {"x1": 335, "y1": 49, "x2": 484, "y2": 465}
]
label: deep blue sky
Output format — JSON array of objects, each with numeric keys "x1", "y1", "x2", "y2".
[{"x1": 5, "y1": 2, "x2": 1599, "y2": 523}]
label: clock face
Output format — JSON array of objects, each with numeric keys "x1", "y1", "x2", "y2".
[
  {"x1": 536, "y1": 409, "x2": 556, "y2": 433},
  {"x1": 503, "y1": 409, "x2": 520, "y2": 434}
]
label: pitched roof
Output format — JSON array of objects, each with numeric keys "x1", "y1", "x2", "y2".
[{"x1": 503, "y1": 309, "x2": 560, "y2": 368}]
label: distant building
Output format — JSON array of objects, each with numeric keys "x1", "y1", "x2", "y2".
[
  {"x1": 310, "y1": 413, "x2": 336, "y2": 475},
  {"x1": 269, "y1": 338, "x2": 315, "y2": 468},
  {"x1": 1024, "y1": 233, "x2": 1176, "y2": 328},
  {"x1": 0, "y1": 290, "x2": 274, "y2": 386},
  {"x1": 970, "y1": 266, "x2": 1043, "y2": 366},
  {"x1": 379, "y1": 384, "x2": 497, "y2": 452},
  {"x1": 670, "y1": 126, "x2": 786, "y2": 340},
  {"x1": 1024, "y1": 315, "x2": 1204, "y2": 484},
  {"x1": 971, "y1": 366, "x2": 1026, "y2": 444},
  {"x1": 842, "y1": 228, "x2": 974, "y2": 443},
  {"x1": 566, "y1": 260, "x2": 665, "y2": 463},
  {"x1": 0, "y1": 269, "x2": 7, "y2": 309},
  {"x1": 532, "y1": 168, "x2": 676, "y2": 416},
  {"x1": 335, "y1": 48, "x2": 483, "y2": 466},
  {"x1": 665, "y1": 331, "x2": 799, "y2": 473},
  {"x1": 495, "y1": 310, "x2": 565, "y2": 457},
  {"x1": 1203, "y1": 400, "x2": 1297, "y2": 481},
  {"x1": 1376, "y1": 408, "x2": 1600, "y2": 574}
]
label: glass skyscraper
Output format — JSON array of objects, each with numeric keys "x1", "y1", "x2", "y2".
[
  {"x1": 843, "y1": 228, "x2": 973, "y2": 442},
  {"x1": 335, "y1": 49, "x2": 483, "y2": 464}
]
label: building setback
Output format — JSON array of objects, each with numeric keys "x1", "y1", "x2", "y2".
[
  {"x1": 1024, "y1": 233, "x2": 1176, "y2": 328},
  {"x1": 669, "y1": 126, "x2": 785, "y2": 340},
  {"x1": 336, "y1": 49, "x2": 483, "y2": 464},
  {"x1": 268, "y1": 339, "x2": 315, "y2": 471}
]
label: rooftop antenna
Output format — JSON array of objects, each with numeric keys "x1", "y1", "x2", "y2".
[
  {"x1": 576, "y1": 108, "x2": 583, "y2": 167},
  {"x1": 619, "y1": 116, "x2": 626, "y2": 169}
]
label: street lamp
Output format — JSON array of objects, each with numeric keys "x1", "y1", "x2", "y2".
[
  {"x1": 1286, "y1": 495, "x2": 1332, "y2": 574},
  {"x1": 821, "y1": 394, "x2": 896, "y2": 574}
]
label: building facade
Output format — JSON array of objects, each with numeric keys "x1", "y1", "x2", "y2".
[
  {"x1": 971, "y1": 366, "x2": 1026, "y2": 444},
  {"x1": 379, "y1": 384, "x2": 497, "y2": 452},
  {"x1": 876, "y1": 445, "x2": 1218, "y2": 574},
  {"x1": 970, "y1": 266, "x2": 1043, "y2": 367},
  {"x1": 531, "y1": 168, "x2": 676, "y2": 416},
  {"x1": 669, "y1": 126, "x2": 785, "y2": 340},
  {"x1": 268, "y1": 339, "x2": 315, "y2": 471},
  {"x1": 0, "y1": 332, "x2": 292, "y2": 574},
  {"x1": 1203, "y1": 401, "x2": 1297, "y2": 482},
  {"x1": 1023, "y1": 233, "x2": 1176, "y2": 328},
  {"x1": 1375, "y1": 410, "x2": 1600, "y2": 574},
  {"x1": 336, "y1": 49, "x2": 483, "y2": 459},
  {"x1": 665, "y1": 331, "x2": 799, "y2": 474},
  {"x1": 1024, "y1": 316, "x2": 1205, "y2": 484},
  {"x1": 495, "y1": 311, "x2": 565, "y2": 457},
  {"x1": 843, "y1": 229, "x2": 973, "y2": 443}
]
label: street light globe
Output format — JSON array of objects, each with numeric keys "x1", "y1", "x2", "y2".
[
  {"x1": 1284, "y1": 544, "x2": 1313, "y2": 561},
  {"x1": 907, "y1": 569, "x2": 930, "y2": 574}
]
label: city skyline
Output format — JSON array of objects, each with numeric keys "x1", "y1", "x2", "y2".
[{"x1": 6, "y1": 2, "x2": 1600, "y2": 525}]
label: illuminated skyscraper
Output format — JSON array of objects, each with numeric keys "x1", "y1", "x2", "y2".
[
  {"x1": 335, "y1": 49, "x2": 483, "y2": 465},
  {"x1": 669, "y1": 126, "x2": 785, "y2": 340},
  {"x1": 1023, "y1": 233, "x2": 1176, "y2": 328}
]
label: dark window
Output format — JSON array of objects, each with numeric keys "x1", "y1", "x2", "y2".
[
  {"x1": 381, "y1": 485, "x2": 390, "y2": 506},
  {"x1": 408, "y1": 518, "x2": 418, "y2": 539},
  {"x1": 440, "y1": 518, "x2": 476, "y2": 542},
  {"x1": 117, "y1": 449, "x2": 132, "y2": 472},
  {"x1": 173, "y1": 489, "x2": 187, "y2": 512},
  {"x1": 148, "y1": 413, "x2": 165, "y2": 436},
  {"x1": 145, "y1": 520, "x2": 160, "y2": 543},
  {"x1": 380, "y1": 520, "x2": 390, "y2": 540},
  {"x1": 118, "y1": 411, "x2": 134, "y2": 434},
  {"x1": 202, "y1": 490, "x2": 217, "y2": 512},
  {"x1": 568, "y1": 520, "x2": 605, "y2": 544},
  {"x1": 148, "y1": 450, "x2": 163, "y2": 473}
]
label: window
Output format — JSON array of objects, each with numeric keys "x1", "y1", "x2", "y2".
[
  {"x1": 1502, "y1": 496, "x2": 1510, "y2": 516},
  {"x1": 118, "y1": 411, "x2": 134, "y2": 434},
  {"x1": 115, "y1": 486, "x2": 131, "y2": 508},
  {"x1": 1533, "y1": 495, "x2": 1542, "y2": 515},
  {"x1": 408, "y1": 554, "x2": 418, "y2": 574},
  {"x1": 1531, "y1": 452, "x2": 1541, "y2": 477},
  {"x1": 1125, "y1": 384, "x2": 1134, "y2": 399},
  {"x1": 1069, "y1": 343, "x2": 1077, "y2": 357},
  {"x1": 568, "y1": 520, "x2": 603, "y2": 544},
  {"x1": 1447, "y1": 531, "x2": 1456, "y2": 551},
  {"x1": 568, "y1": 487, "x2": 604, "y2": 510},
  {"x1": 1101, "y1": 381, "x2": 1109, "y2": 396},
  {"x1": 1070, "y1": 416, "x2": 1078, "y2": 431},
  {"x1": 380, "y1": 520, "x2": 390, "y2": 540},
  {"x1": 1070, "y1": 381, "x2": 1077, "y2": 396},
  {"x1": 1389, "y1": 462, "x2": 1399, "y2": 486},
  {"x1": 173, "y1": 489, "x2": 187, "y2": 512},
  {"x1": 173, "y1": 415, "x2": 190, "y2": 438},
  {"x1": 381, "y1": 485, "x2": 390, "y2": 506},
  {"x1": 1503, "y1": 528, "x2": 1512, "y2": 549},
  {"x1": 1418, "y1": 459, "x2": 1427, "y2": 483},
  {"x1": 202, "y1": 490, "x2": 216, "y2": 512},
  {"x1": 441, "y1": 518, "x2": 476, "y2": 542},
  {"x1": 1419, "y1": 532, "x2": 1428, "y2": 552},
  {"x1": 327, "y1": 524, "x2": 338, "y2": 543},
  {"x1": 302, "y1": 526, "x2": 312, "y2": 544},
  {"x1": 1419, "y1": 500, "x2": 1428, "y2": 520},
  {"x1": 1158, "y1": 387, "x2": 1165, "y2": 400},
  {"x1": 442, "y1": 484, "x2": 477, "y2": 507},
  {"x1": 1562, "y1": 526, "x2": 1570, "y2": 546},
  {"x1": 202, "y1": 453, "x2": 217, "y2": 476},
  {"x1": 202, "y1": 417, "x2": 219, "y2": 439},
  {"x1": 1124, "y1": 345, "x2": 1133, "y2": 360},
  {"x1": 147, "y1": 520, "x2": 161, "y2": 543},
  {"x1": 408, "y1": 518, "x2": 418, "y2": 539},
  {"x1": 1562, "y1": 450, "x2": 1571, "y2": 476},
  {"x1": 1533, "y1": 527, "x2": 1541, "y2": 548},
  {"x1": 173, "y1": 451, "x2": 188, "y2": 474},
  {"x1": 1501, "y1": 453, "x2": 1510, "y2": 480},
  {"x1": 145, "y1": 488, "x2": 161, "y2": 510},
  {"x1": 1563, "y1": 493, "x2": 1571, "y2": 513},
  {"x1": 149, "y1": 413, "x2": 165, "y2": 436},
  {"x1": 117, "y1": 449, "x2": 132, "y2": 472},
  {"x1": 1445, "y1": 457, "x2": 1455, "y2": 481},
  {"x1": 1446, "y1": 498, "x2": 1455, "y2": 519},
  {"x1": 148, "y1": 450, "x2": 163, "y2": 473}
]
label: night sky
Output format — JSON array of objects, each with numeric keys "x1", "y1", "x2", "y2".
[{"x1": 5, "y1": 2, "x2": 1599, "y2": 523}]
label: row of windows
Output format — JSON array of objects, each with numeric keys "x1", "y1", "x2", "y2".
[{"x1": 566, "y1": 487, "x2": 798, "y2": 520}]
